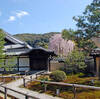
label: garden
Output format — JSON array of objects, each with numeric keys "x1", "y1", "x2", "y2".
[
  {"x1": 0, "y1": 74, "x2": 23, "y2": 99},
  {"x1": 24, "y1": 70, "x2": 100, "y2": 99},
  {"x1": 0, "y1": 73, "x2": 22, "y2": 83}
]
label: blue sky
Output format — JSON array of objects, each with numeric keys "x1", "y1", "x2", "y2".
[{"x1": 0, "y1": 0, "x2": 92, "y2": 34}]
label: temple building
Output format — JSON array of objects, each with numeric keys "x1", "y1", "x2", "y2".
[
  {"x1": 90, "y1": 37, "x2": 100, "y2": 78},
  {"x1": 1, "y1": 32, "x2": 55, "y2": 72}
]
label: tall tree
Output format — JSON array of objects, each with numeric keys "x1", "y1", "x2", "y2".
[
  {"x1": 73, "y1": 0, "x2": 100, "y2": 54},
  {"x1": 0, "y1": 29, "x2": 5, "y2": 68},
  {"x1": 62, "y1": 29, "x2": 75, "y2": 41},
  {"x1": 65, "y1": 49, "x2": 86, "y2": 74}
]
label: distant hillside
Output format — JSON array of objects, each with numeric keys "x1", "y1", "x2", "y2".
[{"x1": 14, "y1": 32, "x2": 60, "y2": 48}]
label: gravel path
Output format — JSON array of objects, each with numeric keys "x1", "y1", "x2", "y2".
[{"x1": 0, "y1": 71, "x2": 61, "y2": 99}]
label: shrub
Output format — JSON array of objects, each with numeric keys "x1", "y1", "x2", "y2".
[
  {"x1": 77, "y1": 73, "x2": 85, "y2": 78},
  {"x1": 65, "y1": 50, "x2": 87, "y2": 74},
  {"x1": 50, "y1": 70, "x2": 66, "y2": 82},
  {"x1": 94, "y1": 80, "x2": 100, "y2": 87}
]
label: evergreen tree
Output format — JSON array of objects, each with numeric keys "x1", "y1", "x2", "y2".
[
  {"x1": 62, "y1": 29, "x2": 75, "y2": 41},
  {"x1": 65, "y1": 49, "x2": 86, "y2": 74},
  {"x1": 73, "y1": 0, "x2": 100, "y2": 54},
  {"x1": 0, "y1": 29, "x2": 5, "y2": 70}
]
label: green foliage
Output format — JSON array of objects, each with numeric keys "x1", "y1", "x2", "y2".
[
  {"x1": 0, "y1": 29, "x2": 17, "y2": 72},
  {"x1": 73, "y1": 0, "x2": 100, "y2": 53},
  {"x1": 76, "y1": 73, "x2": 85, "y2": 77},
  {"x1": 62, "y1": 29, "x2": 75, "y2": 40},
  {"x1": 40, "y1": 77, "x2": 48, "y2": 87},
  {"x1": 50, "y1": 70, "x2": 66, "y2": 82},
  {"x1": 4, "y1": 56, "x2": 17, "y2": 71},
  {"x1": 0, "y1": 29, "x2": 5, "y2": 68},
  {"x1": 94, "y1": 80, "x2": 100, "y2": 87},
  {"x1": 65, "y1": 49, "x2": 86, "y2": 74}
]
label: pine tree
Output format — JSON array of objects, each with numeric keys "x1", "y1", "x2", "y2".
[
  {"x1": 73, "y1": 0, "x2": 100, "y2": 54},
  {"x1": 0, "y1": 29, "x2": 5, "y2": 69}
]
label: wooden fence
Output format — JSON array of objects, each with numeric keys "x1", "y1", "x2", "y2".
[
  {"x1": 0, "y1": 70, "x2": 46, "y2": 99},
  {"x1": 23, "y1": 74, "x2": 100, "y2": 99},
  {"x1": 0, "y1": 85, "x2": 39, "y2": 99},
  {"x1": 1, "y1": 71, "x2": 100, "y2": 99}
]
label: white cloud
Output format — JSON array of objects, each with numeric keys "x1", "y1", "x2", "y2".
[
  {"x1": 8, "y1": 10, "x2": 29, "y2": 22},
  {"x1": 16, "y1": 11, "x2": 29, "y2": 18},
  {"x1": 8, "y1": 16, "x2": 16, "y2": 21}
]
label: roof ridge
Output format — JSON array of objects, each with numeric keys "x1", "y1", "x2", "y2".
[{"x1": 4, "y1": 32, "x2": 32, "y2": 49}]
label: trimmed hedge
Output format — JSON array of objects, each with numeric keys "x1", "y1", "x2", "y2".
[{"x1": 50, "y1": 70, "x2": 66, "y2": 82}]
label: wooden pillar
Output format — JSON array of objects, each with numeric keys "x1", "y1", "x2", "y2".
[
  {"x1": 73, "y1": 85, "x2": 76, "y2": 99},
  {"x1": 36, "y1": 74, "x2": 37, "y2": 79},
  {"x1": 30, "y1": 76, "x2": 32, "y2": 81},
  {"x1": 56, "y1": 89, "x2": 60, "y2": 96},
  {"x1": 44, "y1": 84, "x2": 47, "y2": 92},
  {"x1": 4, "y1": 87, "x2": 7, "y2": 99},
  {"x1": 96, "y1": 57, "x2": 100, "y2": 79},
  {"x1": 47, "y1": 58, "x2": 50, "y2": 72},
  {"x1": 25, "y1": 95, "x2": 28, "y2": 99},
  {"x1": 17, "y1": 57, "x2": 19, "y2": 72},
  {"x1": 49, "y1": 58, "x2": 51, "y2": 71},
  {"x1": 23, "y1": 78, "x2": 26, "y2": 87},
  {"x1": 94, "y1": 56, "x2": 96, "y2": 75},
  {"x1": 48, "y1": 56, "x2": 51, "y2": 72}
]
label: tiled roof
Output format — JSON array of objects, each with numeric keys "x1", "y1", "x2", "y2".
[
  {"x1": 4, "y1": 32, "x2": 32, "y2": 49},
  {"x1": 90, "y1": 48, "x2": 100, "y2": 56},
  {"x1": 5, "y1": 32, "x2": 25, "y2": 44},
  {"x1": 4, "y1": 33, "x2": 55, "y2": 56}
]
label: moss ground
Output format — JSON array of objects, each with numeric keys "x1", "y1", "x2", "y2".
[{"x1": 26, "y1": 75, "x2": 100, "y2": 99}]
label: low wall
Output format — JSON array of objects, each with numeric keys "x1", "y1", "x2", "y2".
[{"x1": 50, "y1": 61, "x2": 64, "y2": 71}]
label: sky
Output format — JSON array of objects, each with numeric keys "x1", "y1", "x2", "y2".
[{"x1": 0, "y1": 0, "x2": 92, "y2": 35}]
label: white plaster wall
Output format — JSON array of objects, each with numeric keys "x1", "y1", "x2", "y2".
[
  {"x1": 19, "y1": 58, "x2": 29, "y2": 66},
  {"x1": 19, "y1": 67, "x2": 29, "y2": 71},
  {"x1": 0, "y1": 68, "x2": 4, "y2": 71}
]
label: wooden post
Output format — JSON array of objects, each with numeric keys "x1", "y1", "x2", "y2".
[
  {"x1": 4, "y1": 87, "x2": 7, "y2": 99},
  {"x1": 12, "y1": 76, "x2": 14, "y2": 80},
  {"x1": 25, "y1": 95, "x2": 28, "y2": 99},
  {"x1": 30, "y1": 76, "x2": 32, "y2": 81},
  {"x1": 14, "y1": 76, "x2": 16, "y2": 80},
  {"x1": 96, "y1": 57, "x2": 100, "y2": 80},
  {"x1": 93, "y1": 56, "x2": 96, "y2": 76},
  {"x1": 2, "y1": 74, "x2": 3, "y2": 82},
  {"x1": 44, "y1": 84, "x2": 47, "y2": 92},
  {"x1": 73, "y1": 85, "x2": 76, "y2": 99},
  {"x1": 17, "y1": 57, "x2": 19, "y2": 72},
  {"x1": 1, "y1": 74, "x2": 4, "y2": 82},
  {"x1": 56, "y1": 89, "x2": 60, "y2": 96},
  {"x1": 3, "y1": 77, "x2": 5, "y2": 83},
  {"x1": 36, "y1": 74, "x2": 37, "y2": 79},
  {"x1": 23, "y1": 78, "x2": 26, "y2": 87}
]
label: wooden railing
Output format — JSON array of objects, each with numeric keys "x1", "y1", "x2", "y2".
[
  {"x1": 0, "y1": 85, "x2": 39, "y2": 99},
  {"x1": 2, "y1": 71, "x2": 100, "y2": 99},
  {"x1": 23, "y1": 74, "x2": 100, "y2": 99},
  {"x1": 0, "y1": 73, "x2": 37, "y2": 99},
  {"x1": 0, "y1": 71, "x2": 47, "y2": 99},
  {"x1": 35, "y1": 70, "x2": 47, "y2": 79}
]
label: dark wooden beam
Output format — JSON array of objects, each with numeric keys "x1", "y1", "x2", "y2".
[
  {"x1": 93, "y1": 56, "x2": 97, "y2": 76},
  {"x1": 17, "y1": 57, "x2": 19, "y2": 72}
]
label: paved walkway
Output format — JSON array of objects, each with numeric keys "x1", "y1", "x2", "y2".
[{"x1": 0, "y1": 71, "x2": 61, "y2": 99}]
